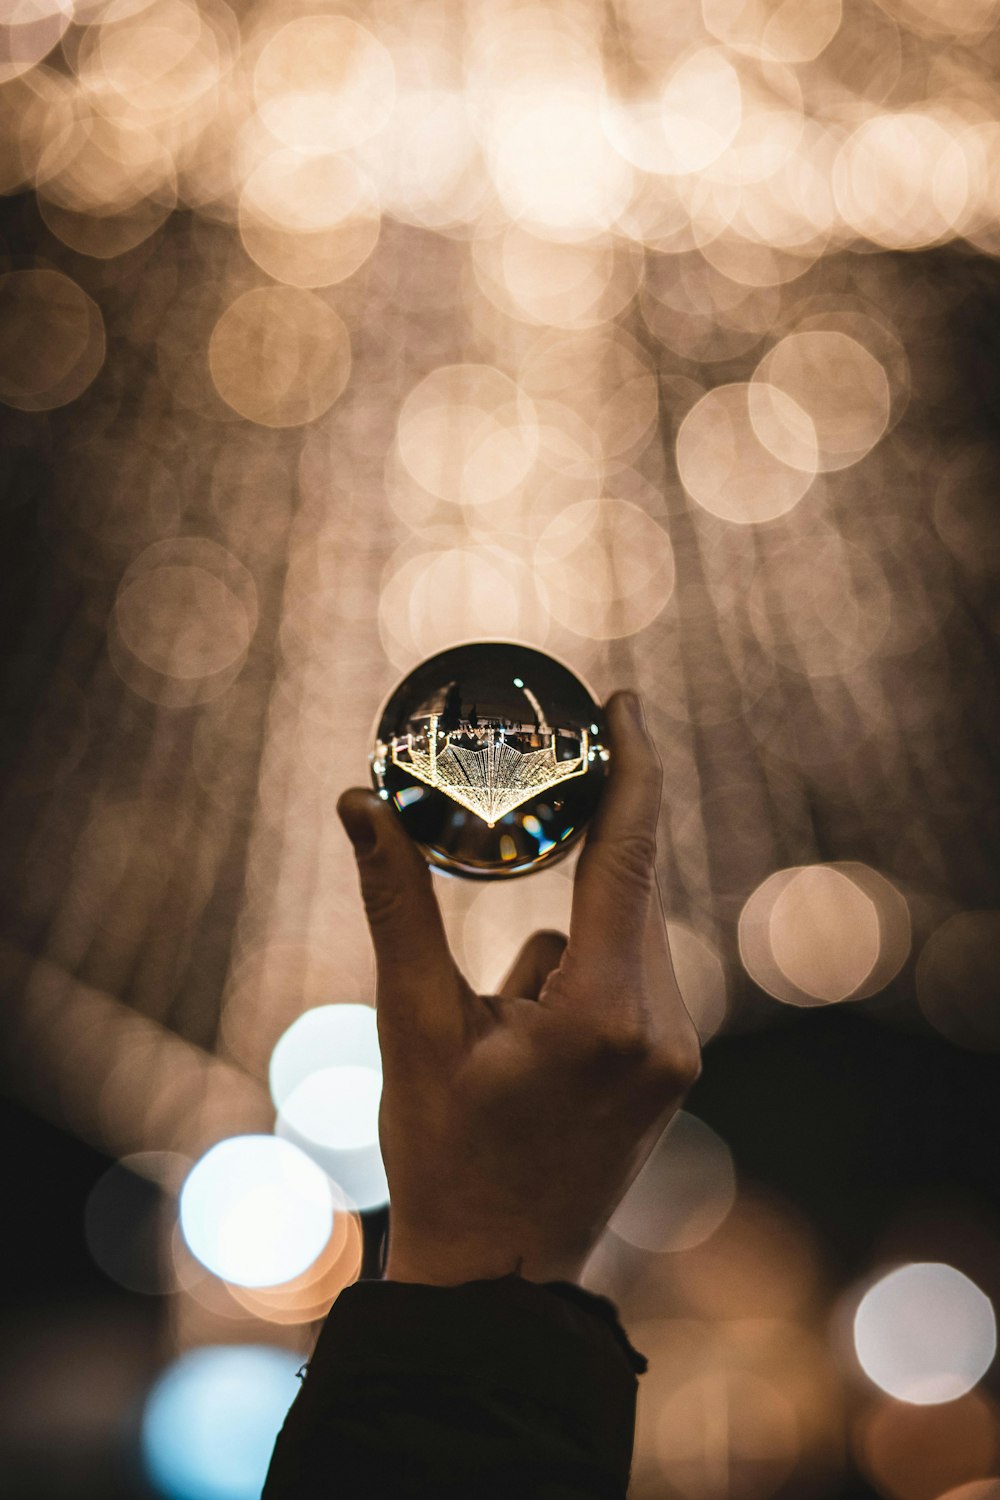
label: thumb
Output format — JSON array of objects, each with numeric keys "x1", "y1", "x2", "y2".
[{"x1": 337, "y1": 788, "x2": 462, "y2": 1023}]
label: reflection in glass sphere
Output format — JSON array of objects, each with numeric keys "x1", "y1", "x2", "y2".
[{"x1": 370, "y1": 641, "x2": 609, "y2": 879}]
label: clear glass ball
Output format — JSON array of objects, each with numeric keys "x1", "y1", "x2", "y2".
[{"x1": 370, "y1": 642, "x2": 610, "y2": 879}]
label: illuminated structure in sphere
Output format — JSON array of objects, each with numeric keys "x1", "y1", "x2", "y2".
[{"x1": 371, "y1": 641, "x2": 609, "y2": 879}]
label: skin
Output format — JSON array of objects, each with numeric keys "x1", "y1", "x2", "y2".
[{"x1": 336, "y1": 690, "x2": 702, "y2": 1287}]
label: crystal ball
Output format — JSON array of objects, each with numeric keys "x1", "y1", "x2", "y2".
[{"x1": 370, "y1": 642, "x2": 610, "y2": 879}]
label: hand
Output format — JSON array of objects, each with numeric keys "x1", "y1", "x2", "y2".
[{"x1": 336, "y1": 691, "x2": 701, "y2": 1287}]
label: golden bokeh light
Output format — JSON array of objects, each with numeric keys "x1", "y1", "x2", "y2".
[
  {"x1": 238, "y1": 150, "x2": 381, "y2": 290},
  {"x1": 488, "y1": 91, "x2": 633, "y2": 240},
  {"x1": 377, "y1": 542, "x2": 550, "y2": 668},
  {"x1": 519, "y1": 326, "x2": 658, "y2": 461},
  {"x1": 752, "y1": 330, "x2": 891, "y2": 472},
  {"x1": 534, "y1": 497, "x2": 675, "y2": 639},
  {"x1": 833, "y1": 112, "x2": 970, "y2": 251},
  {"x1": 225, "y1": 1203, "x2": 362, "y2": 1325},
  {"x1": 0, "y1": 269, "x2": 105, "y2": 410},
  {"x1": 208, "y1": 286, "x2": 351, "y2": 427},
  {"x1": 739, "y1": 863, "x2": 911, "y2": 1006},
  {"x1": 110, "y1": 538, "x2": 257, "y2": 708},
  {"x1": 672, "y1": 1191, "x2": 825, "y2": 1320},
  {"x1": 654, "y1": 1369, "x2": 800, "y2": 1500},
  {"x1": 676, "y1": 382, "x2": 818, "y2": 524},
  {"x1": 253, "y1": 15, "x2": 395, "y2": 155},
  {"x1": 0, "y1": 0, "x2": 73, "y2": 86},
  {"x1": 854, "y1": 1392, "x2": 1000, "y2": 1500},
  {"x1": 396, "y1": 364, "x2": 539, "y2": 509},
  {"x1": 701, "y1": 0, "x2": 843, "y2": 61},
  {"x1": 473, "y1": 225, "x2": 640, "y2": 331}
]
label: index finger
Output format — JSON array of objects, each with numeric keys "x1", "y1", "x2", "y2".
[{"x1": 564, "y1": 691, "x2": 663, "y2": 994}]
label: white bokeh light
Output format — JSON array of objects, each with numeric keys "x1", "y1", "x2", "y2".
[
  {"x1": 179, "y1": 1135, "x2": 333, "y2": 1288},
  {"x1": 269, "y1": 1003, "x2": 380, "y2": 1110},
  {"x1": 854, "y1": 1263, "x2": 997, "y2": 1404},
  {"x1": 279, "y1": 1065, "x2": 382, "y2": 1151}
]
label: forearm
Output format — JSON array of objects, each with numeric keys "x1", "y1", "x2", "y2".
[{"x1": 262, "y1": 1276, "x2": 645, "y2": 1500}]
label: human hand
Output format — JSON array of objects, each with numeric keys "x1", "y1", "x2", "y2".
[{"x1": 336, "y1": 691, "x2": 701, "y2": 1287}]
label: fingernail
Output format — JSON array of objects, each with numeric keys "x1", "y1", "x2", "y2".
[
  {"x1": 622, "y1": 690, "x2": 646, "y2": 729},
  {"x1": 338, "y1": 797, "x2": 377, "y2": 855}
]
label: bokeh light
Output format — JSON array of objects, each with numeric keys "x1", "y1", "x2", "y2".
[
  {"x1": 179, "y1": 1135, "x2": 334, "y2": 1288},
  {"x1": 854, "y1": 1263, "x2": 997, "y2": 1405},
  {"x1": 609, "y1": 1111, "x2": 736, "y2": 1254},
  {"x1": 853, "y1": 1391, "x2": 1000, "y2": 1500},
  {"x1": 739, "y1": 863, "x2": 910, "y2": 1006},
  {"x1": 142, "y1": 1344, "x2": 301, "y2": 1500}
]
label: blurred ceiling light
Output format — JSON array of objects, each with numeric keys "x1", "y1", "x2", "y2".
[
  {"x1": 854, "y1": 1263, "x2": 997, "y2": 1404},
  {"x1": 377, "y1": 543, "x2": 550, "y2": 668},
  {"x1": 253, "y1": 15, "x2": 395, "y2": 154},
  {"x1": 533, "y1": 497, "x2": 676, "y2": 639},
  {"x1": 179, "y1": 1134, "x2": 335, "y2": 1287},
  {"x1": 358, "y1": 87, "x2": 487, "y2": 232},
  {"x1": 833, "y1": 111, "x2": 970, "y2": 250},
  {"x1": 0, "y1": 0, "x2": 73, "y2": 85},
  {"x1": 396, "y1": 363, "x2": 539, "y2": 508},
  {"x1": 472, "y1": 225, "x2": 639, "y2": 331},
  {"x1": 739, "y1": 863, "x2": 905, "y2": 1005},
  {"x1": 675, "y1": 382, "x2": 818, "y2": 524},
  {"x1": 519, "y1": 326, "x2": 658, "y2": 462},
  {"x1": 142, "y1": 1344, "x2": 301, "y2": 1500},
  {"x1": 0, "y1": 269, "x2": 105, "y2": 411},
  {"x1": 238, "y1": 150, "x2": 381, "y2": 289},
  {"x1": 752, "y1": 329, "x2": 891, "y2": 471},
  {"x1": 77, "y1": 0, "x2": 232, "y2": 126},
  {"x1": 916, "y1": 911, "x2": 1000, "y2": 1053},
  {"x1": 603, "y1": 47, "x2": 742, "y2": 178},
  {"x1": 34, "y1": 108, "x2": 177, "y2": 218},
  {"x1": 488, "y1": 91, "x2": 633, "y2": 240},
  {"x1": 208, "y1": 286, "x2": 351, "y2": 427},
  {"x1": 701, "y1": 0, "x2": 843, "y2": 61},
  {"x1": 610, "y1": 1110, "x2": 736, "y2": 1254},
  {"x1": 110, "y1": 537, "x2": 257, "y2": 707},
  {"x1": 854, "y1": 1391, "x2": 1000, "y2": 1500},
  {"x1": 269, "y1": 1003, "x2": 380, "y2": 1112}
]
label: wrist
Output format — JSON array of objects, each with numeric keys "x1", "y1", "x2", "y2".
[{"x1": 384, "y1": 1234, "x2": 586, "y2": 1288}]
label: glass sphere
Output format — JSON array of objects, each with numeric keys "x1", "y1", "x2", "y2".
[{"x1": 370, "y1": 641, "x2": 609, "y2": 879}]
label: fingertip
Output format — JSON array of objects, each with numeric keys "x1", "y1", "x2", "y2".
[
  {"x1": 336, "y1": 787, "x2": 385, "y2": 854},
  {"x1": 605, "y1": 690, "x2": 648, "y2": 737}
]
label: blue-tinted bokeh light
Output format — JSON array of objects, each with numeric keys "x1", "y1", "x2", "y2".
[{"x1": 142, "y1": 1344, "x2": 301, "y2": 1500}]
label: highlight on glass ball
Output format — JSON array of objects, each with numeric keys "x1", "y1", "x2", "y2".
[{"x1": 370, "y1": 642, "x2": 610, "y2": 879}]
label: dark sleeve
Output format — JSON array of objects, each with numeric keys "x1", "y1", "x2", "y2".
[{"x1": 261, "y1": 1274, "x2": 647, "y2": 1500}]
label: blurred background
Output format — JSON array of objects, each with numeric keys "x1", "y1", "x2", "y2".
[{"x1": 1, "y1": 0, "x2": 999, "y2": 1495}]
